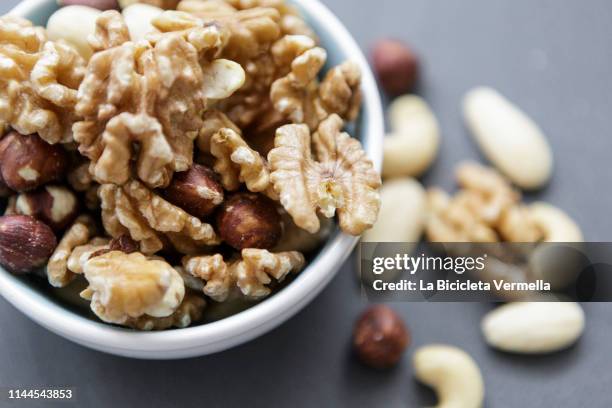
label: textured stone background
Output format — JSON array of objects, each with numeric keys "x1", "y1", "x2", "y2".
[{"x1": 1, "y1": 1, "x2": 611, "y2": 406}]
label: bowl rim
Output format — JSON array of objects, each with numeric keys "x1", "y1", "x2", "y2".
[{"x1": 0, "y1": 0, "x2": 384, "y2": 358}]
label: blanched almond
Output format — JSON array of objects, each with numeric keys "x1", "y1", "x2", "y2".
[
  {"x1": 46, "y1": 5, "x2": 101, "y2": 60},
  {"x1": 482, "y1": 302, "x2": 584, "y2": 353},
  {"x1": 463, "y1": 87, "x2": 553, "y2": 190}
]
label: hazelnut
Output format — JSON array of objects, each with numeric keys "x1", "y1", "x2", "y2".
[
  {"x1": 58, "y1": 0, "x2": 119, "y2": 10},
  {"x1": 0, "y1": 132, "x2": 69, "y2": 192},
  {"x1": 162, "y1": 164, "x2": 224, "y2": 219},
  {"x1": 0, "y1": 215, "x2": 57, "y2": 274},
  {"x1": 371, "y1": 39, "x2": 419, "y2": 95},
  {"x1": 216, "y1": 193, "x2": 281, "y2": 250},
  {"x1": 353, "y1": 305, "x2": 410, "y2": 368},
  {"x1": 14, "y1": 186, "x2": 79, "y2": 232}
]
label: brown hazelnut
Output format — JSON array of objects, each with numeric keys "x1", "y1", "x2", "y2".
[
  {"x1": 353, "y1": 305, "x2": 410, "y2": 369},
  {"x1": 371, "y1": 39, "x2": 419, "y2": 95},
  {"x1": 216, "y1": 193, "x2": 281, "y2": 250},
  {"x1": 14, "y1": 186, "x2": 79, "y2": 232},
  {"x1": 0, "y1": 215, "x2": 57, "y2": 274},
  {"x1": 58, "y1": 0, "x2": 119, "y2": 10},
  {"x1": 0, "y1": 132, "x2": 69, "y2": 192},
  {"x1": 162, "y1": 164, "x2": 224, "y2": 219}
]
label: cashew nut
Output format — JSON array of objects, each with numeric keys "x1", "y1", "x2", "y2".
[
  {"x1": 383, "y1": 95, "x2": 440, "y2": 178},
  {"x1": 413, "y1": 344, "x2": 484, "y2": 408},
  {"x1": 529, "y1": 201, "x2": 583, "y2": 242}
]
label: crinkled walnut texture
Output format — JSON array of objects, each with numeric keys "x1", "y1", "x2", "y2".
[
  {"x1": 178, "y1": 3, "x2": 283, "y2": 129},
  {"x1": 0, "y1": 16, "x2": 85, "y2": 144},
  {"x1": 66, "y1": 238, "x2": 110, "y2": 275},
  {"x1": 197, "y1": 109, "x2": 241, "y2": 154},
  {"x1": 426, "y1": 162, "x2": 543, "y2": 243},
  {"x1": 210, "y1": 128, "x2": 274, "y2": 196},
  {"x1": 177, "y1": 2, "x2": 281, "y2": 62},
  {"x1": 121, "y1": 0, "x2": 181, "y2": 10},
  {"x1": 74, "y1": 11, "x2": 244, "y2": 188},
  {"x1": 81, "y1": 251, "x2": 185, "y2": 325},
  {"x1": 268, "y1": 114, "x2": 381, "y2": 235},
  {"x1": 99, "y1": 180, "x2": 219, "y2": 255},
  {"x1": 183, "y1": 249, "x2": 304, "y2": 301},
  {"x1": 47, "y1": 215, "x2": 97, "y2": 287},
  {"x1": 195, "y1": 0, "x2": 316, "y2": 39},
  {"x1": 125, "y1": 293, "x2": 206, "y2": 330},
  {"x1": 271, "y1": 57, "x2": 362, "y2": 131}
]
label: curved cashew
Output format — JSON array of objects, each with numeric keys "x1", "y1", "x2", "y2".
[
  {"x1": 529, "y1": 202, "x2": 583, "y2": 242},
  {"x1": 413, "y1": 344, "x2": 484, "y2": 408},
  {"x1": 382, "y1": 95, "x2": 440, "y2": 179}
]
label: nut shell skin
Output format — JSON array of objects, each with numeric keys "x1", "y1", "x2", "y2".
[
  {"x1": 162, "y1": 165, "x2": 224, "y2": 219},
  {"x1": 0, "y1": 171, "x2": 12, "y2": 197},
  {"x1": 0, "y1": 215, "x2": 57, "y2": 274},
  {"x1": 353, "y1": 305, "x2": 410, "y2": 368},
  {"x1": 216, "y1": 193, "x2": 282, "y2": 250},
  {"x1": 0, "y1": 132, "x2": 68, "y2": 192},
  {"x1": 371, "y1": 39, "x2": 418, "y2": 95},
  {"x1": 15, "y1": 186, "x2": 79, "y2": 232}
]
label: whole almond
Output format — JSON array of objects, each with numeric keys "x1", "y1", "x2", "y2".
[
  {"x1": 463, "y1": 87, "x2": 553, "y2": 190},
  {"x1": 46, "y1": 5, "x2": 102, "y2": 60},
  {"x1": 481, "y1": 302, "x2": 585, "y2": 354},
  {"x1": 0, "y1": 215, "x2": 57, "y2": 274}
]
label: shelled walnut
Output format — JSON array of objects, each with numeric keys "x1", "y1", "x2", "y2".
[
  {"x1": 271, "y1": 58, "x2": 361, "y2": 130},
  {"x1": 0, "y1": 16, "x2": 85, "y2": 144},
  {"x1": 74, "y1": 10, "x2": 244, "y2": 188},
  {"x1": 81, "y1": 251, "x2": 185, "y2": 324},
  {"x1": 210, "y1": 128, "x2": 273, "y2": 195},
  {"x1": 125, "y1": 293, "x2": 206, "y2": 330},
  {"x1": 426, "y1": 162, "x2": 543, "y2": 243},
  {"x1": 269, "y1": 114, "x2": 381, "y2": 235},
  {"x1": 47, "y1": 215, "x2": 97, "y2": 287},
  {"x1": 183, "y1": 248, "x2": 304, "y2": 301},
  {"x1": 99, "y1": 180, "x2": 219, "y2": 255}
]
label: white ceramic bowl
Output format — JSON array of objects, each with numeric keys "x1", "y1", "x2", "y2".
[{"x1": 0, "y1": 0, "x2": 383, "y2": 359}]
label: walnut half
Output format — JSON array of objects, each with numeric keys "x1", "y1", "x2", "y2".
[
  {"x1": 268, "y1": 114, "x2": 381, "y2": 235},
  {"x1": 81, "y1": 251, "x2": 185, "y2": 325},
  {"x1": 183, "y1": 249, "x2": 305, "y2": 301}
]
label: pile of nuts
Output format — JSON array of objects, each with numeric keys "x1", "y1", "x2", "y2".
[
  {"x1": 0, "y1": 0, "x2": 382, "y2": 330},
  {"x1": 351, "y1": 38, "x2": 589, "y2": 406}
]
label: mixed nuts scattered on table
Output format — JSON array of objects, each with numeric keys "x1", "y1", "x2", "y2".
[{"x1": 0, "y1": 1, "x2": 592, "y2": 406}]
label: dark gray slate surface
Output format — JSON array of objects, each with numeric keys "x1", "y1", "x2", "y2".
[{"x1": 1, "y1": 1, "x2": 611, "y2": 407}]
